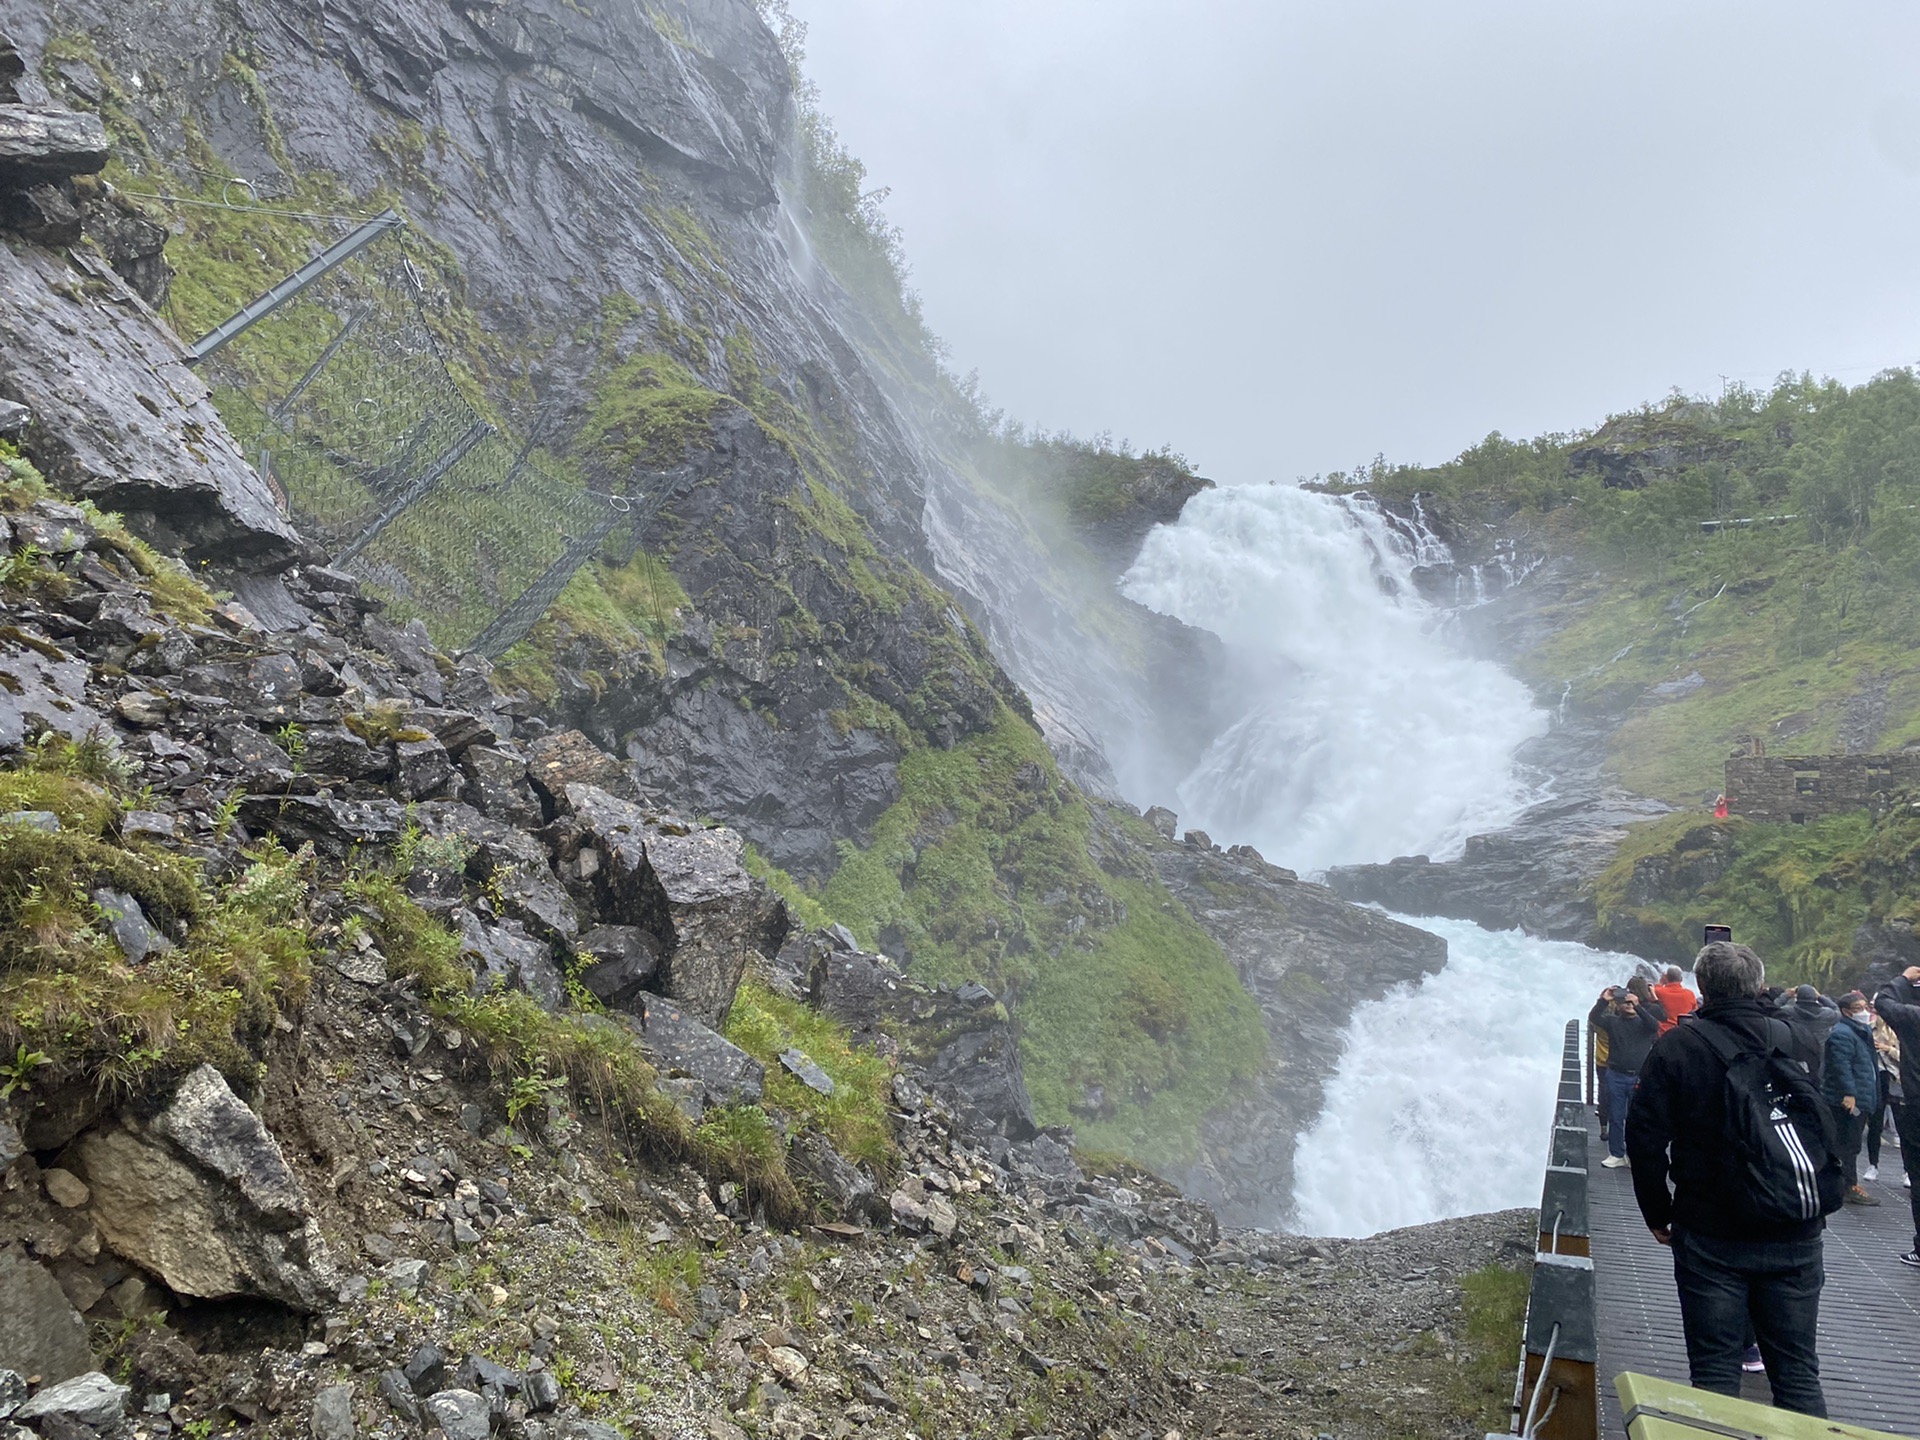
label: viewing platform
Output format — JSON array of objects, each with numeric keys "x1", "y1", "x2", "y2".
[
  {"x1": 1507, "y1": 1021, "x2": 1920, "y2": 1439},
  {"x1": 1589, "y1": 1111, "x2": 1920, "y2": 1437}
]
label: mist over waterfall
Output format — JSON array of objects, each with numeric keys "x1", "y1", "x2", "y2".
[{"x1": 1121, "y1": 483, "x2": 1545, "y2": 874}]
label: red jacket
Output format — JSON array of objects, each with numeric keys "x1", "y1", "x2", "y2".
[{"x1": 1651, "y1": 982, "x2": 1697, "y2": 1034}]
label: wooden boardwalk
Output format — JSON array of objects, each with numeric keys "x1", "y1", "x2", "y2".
[{"x1": 1588, "y1": 1114, "x2": 1920, "y2": 1438}]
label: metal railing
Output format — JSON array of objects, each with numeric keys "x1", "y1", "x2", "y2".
[{"x1": 1506, "y1": 1020, "x2": 1599, "y2": 1440}]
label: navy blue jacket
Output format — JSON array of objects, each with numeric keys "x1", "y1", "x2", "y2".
[{"x1": 1822, "y1": 1017, "x2": 1878, "y2": 1114}]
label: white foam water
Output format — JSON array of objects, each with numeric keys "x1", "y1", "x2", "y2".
[
  {"x1": 1120, "y1": 482, "x2": 1545, "y2": 874},
  {"x1": 1291, "y1": 914, "x2": 1638, "y2": 1237}
]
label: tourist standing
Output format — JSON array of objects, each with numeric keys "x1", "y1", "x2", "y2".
[
  {"x1": 1823, "y1": 992, "x2": 1880, "y2": 1206},
  {"x1": 1653, "y1": 965, "x2": 1698, "y2": 1035},
  {"x1": 1871, "y1": 965, "x2": 1920, "y2": 1267},
  {"x1": 1777, "y1": 985, "x2": 1840, "y2": 1083},
  {"x1": 1590, "y1": 984, "x2": 1661, "y2": 1168},
  {"x1": 1627, "y1": 941, "x2": 1840, "y2": 1417}
]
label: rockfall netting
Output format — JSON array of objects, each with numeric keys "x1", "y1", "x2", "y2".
[{"x1": 190, "y1": 225, "x2": 649, "y2": 656}]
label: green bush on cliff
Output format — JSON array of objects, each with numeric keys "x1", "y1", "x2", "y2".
[
  {"x1": 1593, "y1": 807, "x2": 1920, "y2": 988},
  {"x1": 0, "y1": 743, "x2": 312, "y2": 1099},
  {"x1": 724, "y1": 978, "x2": 896, "y2": 1172}
]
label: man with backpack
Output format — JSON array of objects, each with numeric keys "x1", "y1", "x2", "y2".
[
  {"x1": 1872, "y1": 963, "x2": 1920, "y2": 1268},
  {"x1": 1627, "y1": 941, "x2": 1843, "y2": 1417}
]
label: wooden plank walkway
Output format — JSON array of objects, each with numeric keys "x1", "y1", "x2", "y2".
[{"x1": 1588, "y1": 1113, "x2": 1920, "y2": 1438}]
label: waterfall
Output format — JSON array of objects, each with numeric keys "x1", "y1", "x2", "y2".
[
  {"x1": 1291, "y1": 915, "x2": 1635, "y2": 1236},
  {"x1": 1120, "y1": 483, "x2": 1546, "y2": 874}
]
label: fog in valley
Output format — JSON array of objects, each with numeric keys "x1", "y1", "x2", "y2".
[{"x1": 788, "y1": 0, "x2": 1920, "y2": 1231}]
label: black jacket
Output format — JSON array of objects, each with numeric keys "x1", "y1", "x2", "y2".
[
  {"x1": 1875, "y1": 976, "x2": 1920, "y2": 1099},
  {"x1": 1776, "y1": 993, "x2": 1839, "y2": 1082},
  {"x1": 1589, "y1": 996, "x2": 1662, "y2": 1073},
  {"x1": 1625, "y1": 999, "x2": 1823, "y2": 1243}
]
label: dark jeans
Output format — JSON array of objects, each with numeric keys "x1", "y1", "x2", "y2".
[
  {"x1": 1864, "y1": 1075, "x2": 1892, "y2": 1166},
  {"x1": 1602, "y1": 1068, "x2": 1638, "y2": 1158},
  {"x1": 1831, "y1": 1104, "x2": 1863, "y2": 1188},
  {"x1": 1671, "y1": 1228, "x2": 1826, "y2": 1417},
  {"x1": 1898, "y1": 1098, "x2": 1920, "y2": 1254}
]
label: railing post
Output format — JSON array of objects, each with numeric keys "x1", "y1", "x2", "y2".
[{"x1": 1513, "y1": 1020, "x2": 1599, "y2": 1439}]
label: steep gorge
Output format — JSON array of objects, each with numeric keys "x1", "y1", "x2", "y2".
[{"x1": 0, "y1": 0, "x2": 1446, "y2": 1209}]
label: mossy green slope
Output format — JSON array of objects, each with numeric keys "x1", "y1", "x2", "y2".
[
  {"x1": 1352, "y1": 374, "x2": 1920, "y2": 807},
  {"x1": 818, "y1": 709, "x2": 1266, "y2": 1167}
]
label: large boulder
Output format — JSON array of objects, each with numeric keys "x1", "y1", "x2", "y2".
[
  {"x1": 453, "y1": 909, "x2": 563, "y2": 1012},
  {"x1": 622, "y1": 996, "x2": 763, "y2": 1109},
  {"x1": 76, "y1": 1066, "x2": 332, "y2": 1310},
  {"x1": 922, "y1": 986, "x2": 1038, "y2": 1142},
  {"x1": 0, "y1": 241, "x2": 299, "y2": 571},
  {"x1": 561, "y1": 784, "x2": 787, "y2": 1027},
  {"x1": 0, "y1": 104, "x2": 107, "y2": 184},
  {"x1": 0, "y1": 1242, "x2": 92, "y2": 1385}
]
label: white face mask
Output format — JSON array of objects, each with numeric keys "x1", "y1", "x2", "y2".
[{"x1": 1849, "y1": 1010, "x2": 1873, "y2": 1027}]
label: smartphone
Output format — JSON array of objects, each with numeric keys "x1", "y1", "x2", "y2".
[{"x1": 1703, "y1": 924, "x2": 1732, "y2": 944}]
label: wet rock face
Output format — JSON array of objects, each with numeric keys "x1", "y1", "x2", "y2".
[
  {"x1": 0, "y1": 243, "x2": 299, "y2": 572},
  {"x1": 1134, "y1": 821, "x2": 1449, "y2": 1229}
]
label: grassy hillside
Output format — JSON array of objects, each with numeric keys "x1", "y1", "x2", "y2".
[{"x1": 1335, "y1": 374, "x2": 1920, "y2": 983}]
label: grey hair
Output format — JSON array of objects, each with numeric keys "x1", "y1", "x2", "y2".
[
  {"x1": 1694, "y1": 941, "x2": 1765, "y2": 1001},
  {"x1": 1663, "y1": 966, "x2": 1685, "y2": 983}
]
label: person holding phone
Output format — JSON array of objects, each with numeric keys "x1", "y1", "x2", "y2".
[{"x1": 1590, "y1": 982, "x2": 1662, "y2": 1167}]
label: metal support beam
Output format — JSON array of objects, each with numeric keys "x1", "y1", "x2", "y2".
[
  {"x1": 185, "y1": 209, "x2": 406, "y2": 365},
  {"x1": 335, "y1": 419, "x2": 491, "y2": 563},
  {"x1": 269, "y1": 303, "x2": 371, "y2": 424},
  {"x1": 472, "y1": 512, "x2": 621, "y2": 658}
]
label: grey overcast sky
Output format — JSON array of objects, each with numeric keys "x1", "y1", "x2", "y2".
[{"x1": 785, "y1": 1, "x2": 1920, "y2": 483}]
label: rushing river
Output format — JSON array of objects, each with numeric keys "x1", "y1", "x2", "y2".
[
  {"x1": 1120, "y1": 482, "x2": 1635, "y2": 1235},
  {"x1": 1291, "y1": 915, "x2": 1636, "y2": 1236}
]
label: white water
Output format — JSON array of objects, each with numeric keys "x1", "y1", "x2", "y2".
[
  {"x1": 1120, "y1": 483, "x2": 1546, "y2": 874},
  {"x1": 1291, "y1": 915, "x2": 1636, "y2": 1237}
]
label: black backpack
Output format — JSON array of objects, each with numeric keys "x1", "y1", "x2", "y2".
[{"x1": 1685, "y1": 1015, "x2": 1844, "y2": 1225}]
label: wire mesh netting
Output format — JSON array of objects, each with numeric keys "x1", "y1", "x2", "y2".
[{"x1": 192, "y1": 226, "x2": 640, "y2": 656}]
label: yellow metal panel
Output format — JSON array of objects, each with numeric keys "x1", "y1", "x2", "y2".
[{"x1": 1615, "y1": 1372, "x2": 1910, "y2": 1440}]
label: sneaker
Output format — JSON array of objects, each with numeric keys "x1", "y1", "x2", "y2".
[
  {"x1": 1601, "y1": 1155, "x2": 1630, "y2": 1169},
  {"x1": 1845, "y1": 1185, "x2": 1882, "y2": 1206},
  {"x1": 1864, "y1": 1164, "x2": 1879, "y2": 1182},
  {"x1": 1742, "y1": 1345, "x2": 1765, "y2": 1373},
  {"x1": 1901, "y1": 1251, "x2": 1920, "y2": 1269}
]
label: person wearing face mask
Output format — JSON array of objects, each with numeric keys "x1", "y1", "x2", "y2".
[{"x1": 1823, "y1": 992, "x2": 1881, "y2": 1206}]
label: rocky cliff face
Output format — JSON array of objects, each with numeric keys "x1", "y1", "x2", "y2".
[
  {"x1": 0, "y1": 0, "x2": 1456, "y2": 1216},
  {"x1": 1132, "y1": 820, "x2": 1447, "y2": 1229},
  {"x1": 0, "y1": 292, "x2": 1527, "y2": 1440}
]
